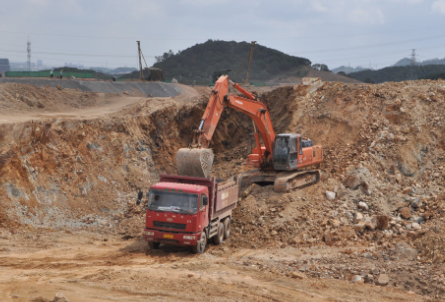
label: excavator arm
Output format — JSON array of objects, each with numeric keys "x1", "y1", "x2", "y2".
[{"x1": 177, "y1": 75, "x2": 276, "y2": 178}]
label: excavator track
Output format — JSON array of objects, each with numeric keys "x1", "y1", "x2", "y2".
[{"x1": 237, "y1": 169, "x2": 320, "y2": 193}]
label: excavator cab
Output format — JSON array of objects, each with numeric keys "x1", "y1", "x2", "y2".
[{"x1": 273, "y1": 134, "x2": 300, "y2": 171}]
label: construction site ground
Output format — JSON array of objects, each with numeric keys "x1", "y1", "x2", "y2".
[{"x1": 1, "y1": 79, "x2": 445, "y2": 301}]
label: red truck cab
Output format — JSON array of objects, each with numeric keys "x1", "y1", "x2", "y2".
[{"x1": 142, "y1": 174, "x2": 238, "y2": 253}]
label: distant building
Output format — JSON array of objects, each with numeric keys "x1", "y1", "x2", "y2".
[
  {"x1": 0, "y1": 58, "x2": 10, "y2": 73},
  {"x1": 37, "y1": 60, "x2": 43, "y2": 67}
]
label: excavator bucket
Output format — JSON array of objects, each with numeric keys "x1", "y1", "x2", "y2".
[{"x1": 176, "y1": 148, "x2": 214, "y2": 179}]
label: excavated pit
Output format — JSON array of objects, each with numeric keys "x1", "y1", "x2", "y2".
[{"x1": 2, "y1": 79, "x2": 445, "y2": 298}]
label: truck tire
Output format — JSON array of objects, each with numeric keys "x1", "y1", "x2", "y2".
[
  {"x1": 224, "y1": 218, "x2": 231, "y2": 239},
  {"x1": 213, "y1": 223, "x2": 224, "y2": 245},
  {"x1": 192, "y1": 231, "x2": 207, "y2": 254},
  {"x1": 149, "y1": 242, "x2": 160, "y2": 250}
]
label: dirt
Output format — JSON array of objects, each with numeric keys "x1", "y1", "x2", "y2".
[
  {"x1": 266, "y1": 66, "x2": 362, "y2": 85},
  {"x1": 1, "y1": 78, "x2": 445, "y2": 301}
]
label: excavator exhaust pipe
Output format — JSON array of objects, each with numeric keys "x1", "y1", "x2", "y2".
[{"x1": 176, "y1": 148, "x2": 214, "y2": 179}]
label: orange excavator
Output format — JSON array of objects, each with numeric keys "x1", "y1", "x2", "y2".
[{"x1": 176, "y1": 75, "x2": 323, "y2": 192}]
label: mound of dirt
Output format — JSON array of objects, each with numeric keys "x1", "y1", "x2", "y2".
[{"x1": 0, "y1": 83, "x2": 100, "y2": 113}]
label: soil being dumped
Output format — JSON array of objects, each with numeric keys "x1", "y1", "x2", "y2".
[{"x1": 1, "y1": 79, "x2": 445, "y2": 301}]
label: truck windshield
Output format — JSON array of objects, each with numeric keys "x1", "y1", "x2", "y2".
[{"x1": 147, "y1": 190, "x2": 199, "y2": 214}]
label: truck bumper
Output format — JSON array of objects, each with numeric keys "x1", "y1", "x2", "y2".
[{"x1": 143, "y1": 228, "x2": 200, "y2": 246}]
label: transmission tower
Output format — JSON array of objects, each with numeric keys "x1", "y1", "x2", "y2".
[
  {"x1": 27, "y1": 37, "x2": 31, "y2": 71},
  {"x1": 410, "y1": 49, "x2": 417, "y2": 80}
]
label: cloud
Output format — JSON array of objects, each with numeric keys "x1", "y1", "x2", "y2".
[
  {"x1": 432, "y1": 0, "x2": 445, "y2": 14},
  {"x1": 349, "y1": 7, "x2": 385, "y2": 24},
  {"x1": 180, "y1": 0, "x2": 229, "y2": 4},
  {"x1": 310, "y1": 1, "x2": 328, "y2": 12}
]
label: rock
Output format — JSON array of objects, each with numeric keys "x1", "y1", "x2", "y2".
[
  {"x1": 411, "y1": 198, "x2": 421, "y2": 209},
  {"x1": 411, "y1": 222, "x2": 421, "y2": 231},
  {"x1": 271, "y1": 230, "x2": 278, "y2": 236},
  {"x1": 395, "y1": 242, "x2": 417, "y2": 260},
  {"x1": 340, "y1": 217, "x2": 350, "y2": 225},
  {"x1": 377, "y1": 274, "x2": 390, "y2": 286},
  {"x1": 354, "y1": 212, "x2": 364, "y2": 223},
  {"x1": 52, "y1": 293, "x2": 69, "y2": 302},
  {"x1": 291, "y1": 272, "x2": 307, "y2": 279},
  {"x1": 326, "y1": 191, "x2": 336, "y2": 201},
  {"x1": 351, "y1": 275, "x2": 363, "y2": 283},
  {"x1": 353, "y1": 222, "x2": 366, "y2": 233},
  {"x1": 402, "y1": 187, "x2": 413, "y2": 195},
  {"x1": 365, "y1": 274, "x2": 374, "y2": 283},
  {"x1": 413, "y1": 216, "x2": 425, "y2": 224},
  {"x1": 343, "y1": 175, "x2": 361, "y2": 190},
  {"x1": 376, "y1": 215, "x2": 390, "y2": 230},
  {"x1": 363, "y1": 252, "x2": 373, "y2": 259},
  {"x1": 358, "y1": 202, "x2": 369, "y2": 211},
  {"x1": 364, "y1": 217, "x2": 377, "y2": 230},
  {"x1": 343, "y1": 167, "x2": 371, "y2": 190},
  {"x1": 329, "y1": 219, "x2": 340, "y2": 228},
  {"x1": 400, "y1": 207, "x2": 411, "y2": 219}
]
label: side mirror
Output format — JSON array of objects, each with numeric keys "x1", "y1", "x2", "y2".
[
  {"x1": 203, "y1": 196, "x2": 208, "y2": 206},
  {"x1": 136, "y1": 190, "x2": 143, "y2": 205}
]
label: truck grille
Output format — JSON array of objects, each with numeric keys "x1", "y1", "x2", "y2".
[{"x1": 153, "y1": 221, "x2": 186, "y2": 230}]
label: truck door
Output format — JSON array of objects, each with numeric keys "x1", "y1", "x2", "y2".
[{"x1": 199, "y1": 194, "x2": 209, "y2": 231}]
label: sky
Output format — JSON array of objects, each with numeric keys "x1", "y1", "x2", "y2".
[{"x1": 0, "y1": 0, "x2": 444, "y2": 70}]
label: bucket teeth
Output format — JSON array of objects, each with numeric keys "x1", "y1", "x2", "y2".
[{"x1": 176, "y1": 148, "x2": 214, "y2": 178}]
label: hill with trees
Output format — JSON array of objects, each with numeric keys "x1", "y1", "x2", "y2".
[
  {"x1": 393, "y1": 57, "x2": 445, "y2": 67},
  {"x1": 421, "y1": 72, "x2": 445, "y2": 80},
  {"x1": 347, "y1": 65, "x2": 445, "y2": 83},
  {"x1": 146, "y1": 40, "x2": 311, "y2": 82}
]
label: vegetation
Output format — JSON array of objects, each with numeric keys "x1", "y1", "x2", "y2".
[
  {"x1": 43, "y1": 67, "x2": 112, "y2": 80},
  {"x1": 89, "y1": 66, "x2": 137, "y2": 75},
  {"x1": 311, "y1": 63, "x2": 330, "y2": 72},
  {"x1": 145, "y1": 40, "x2": 311, "y2": 82},
  {"x1": 348, "y1": 65, "x2": 445, "y2": 83},
  {"x1": 421, "y1": 72, "x2": 445, "y2": 80}
]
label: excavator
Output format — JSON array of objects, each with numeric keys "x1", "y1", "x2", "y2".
[{"x1": 176, "y1": 75, "x2": 323, "y2": 192}]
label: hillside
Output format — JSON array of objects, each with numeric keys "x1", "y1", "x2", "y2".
[
  {"x1": 331, "y1": 65, "x2": 369, "y2": 74},
  {"x1": 151, "y1": 40, "x2": 311, "y2": 82},
  {"x1": 421, "y1": 71, "x2": 445, "y2": 80},
  {"x1": 394, "y1": 57, "x2": 445, "y2": 67},
  {"x1": 348, "y1": 64, "x2": 445, "y2": 83}
]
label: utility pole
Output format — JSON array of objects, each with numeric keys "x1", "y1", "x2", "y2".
[
  {"x1": 245, "y1": 41, "x2": 256, "y2": 83},
  {"x1": 410, "y1": 49, "x2": 417, "y2": 80},
  {"x1": 137, "y1": 41, "x2": 144, "y2": 81},
  {"x1": 27, "y1": 37, "x2": 31, "y2": 72}
]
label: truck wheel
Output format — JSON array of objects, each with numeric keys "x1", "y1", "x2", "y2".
[
  {"x1": 149, "y1": 242, "x2": 160, "y2": 250},
  {"x1": 192, "y1": 231, "x2": 207, "y2": 254},
  {"x1": 224, "y1": 218, "x2": 231, "y2": 239},
  {"x1": 213, "y1": 223, "x2": 224, "y2": 245}
]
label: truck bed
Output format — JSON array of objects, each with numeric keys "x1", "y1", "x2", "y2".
[{"x1": 159, "y1": 174, "x2": 238, "y2": 220}]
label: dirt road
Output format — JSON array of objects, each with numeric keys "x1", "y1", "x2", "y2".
[{"x1": 0, "y1": 231, "x2": 426, "y2": 302}]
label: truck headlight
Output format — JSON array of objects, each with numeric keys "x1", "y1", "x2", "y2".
[
  {"x1": 183, "y1": 235, "x2": 195, "y2": 240},
  {"x1": 145, "y1": 231, "x2": 154, "y2": 236}
]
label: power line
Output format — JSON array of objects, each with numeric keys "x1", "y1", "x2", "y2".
[
  {"x1": 290, "y1": 33, "x2": 445, "y2": 55},
  {"x1": 0, "y1": 25, "x2": 441, "y2": 41},
  {"x1": 0, "y1": 48, "x2": 150, "y2": 58}
]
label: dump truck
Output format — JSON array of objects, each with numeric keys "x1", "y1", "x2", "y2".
[{"x1": 139, "y1": 174, "x2": 238, "y2": 254}]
